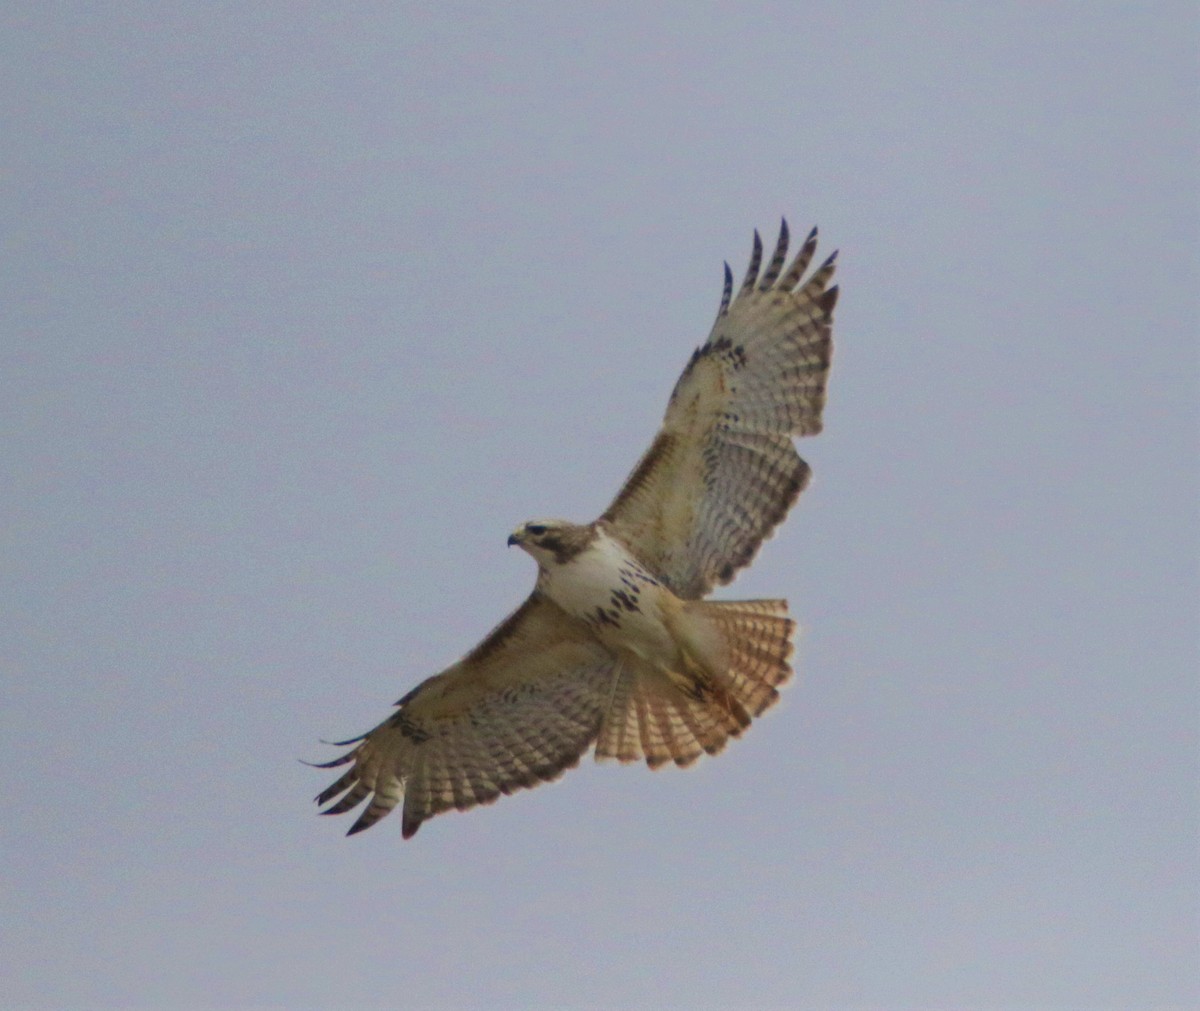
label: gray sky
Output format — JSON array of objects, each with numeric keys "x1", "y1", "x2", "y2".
[{"x1": 3, "y1": 4, "x2": 1197, "y2": 1009}]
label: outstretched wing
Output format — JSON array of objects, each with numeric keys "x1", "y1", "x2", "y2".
[
  {"x1": 313, "y1": 593, "x2": 616, "y2": 838},
  {"x1": 601, "y1": 220, "x2": 836, "y2": 598}
]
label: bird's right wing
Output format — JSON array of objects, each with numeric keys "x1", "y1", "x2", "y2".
[{"x1": 313, "y1": 592, "x2": 617, "y2": 838}]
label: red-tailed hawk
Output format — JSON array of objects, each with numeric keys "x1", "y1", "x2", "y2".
[{"x1": 313, "y1": 220, "x2": 837, "y2": 838}]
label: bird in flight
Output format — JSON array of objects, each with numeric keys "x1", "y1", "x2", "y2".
[{"x1": 312, "y1": 219, "x2": 837, "y2": 838}]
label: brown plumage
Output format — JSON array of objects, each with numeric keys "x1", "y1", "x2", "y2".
[{"x1": 313, "y1": 219, "x2": 835, "y2": 838}]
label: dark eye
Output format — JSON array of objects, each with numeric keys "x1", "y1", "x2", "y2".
[{"x1": 526, "y1": 524, "x2": 547, "y2": 537}]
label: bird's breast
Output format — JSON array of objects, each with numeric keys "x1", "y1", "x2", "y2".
[{"x1": 539, "y1": 533, "x2": 674, "y2": 656}]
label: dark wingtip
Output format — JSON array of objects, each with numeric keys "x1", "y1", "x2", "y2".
[
  {"x1": 301, "y1": 753, "x2": 355, "y2": 770},
  {"x1": 346, "y1": 807, "x2": 381, "y2": 835},
  {"x1": 739, "y1": 229, "x2": 764, "y2": 295},
  {"x1": 717, "y1": 261, "x2": 734, "y2": 317},
  {"x1": 321, "y1": 734, "x2": 367, "y2": 748}
]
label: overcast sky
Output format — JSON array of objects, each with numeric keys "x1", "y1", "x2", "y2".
[{"x1": 3, "y1": 4, "x2": 1197, "y2": 1009}]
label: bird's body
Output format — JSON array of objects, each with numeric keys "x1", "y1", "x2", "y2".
[
  {"x1": 519, "y1": 521, "x2": 673, "y2": 660},
  {"x1": 313, "y1": 219, "x2": 837, "y2": 838},
  {"x1": 514, "y1": 519, "x2": 748, "y2": 731}
]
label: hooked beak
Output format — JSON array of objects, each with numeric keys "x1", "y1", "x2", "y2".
[{"x1": 507, "y1": 530, "x2": 522, "y2": 547}]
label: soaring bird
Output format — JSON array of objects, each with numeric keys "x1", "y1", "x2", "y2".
[{"x1": 313, "y1": 220, "x2": 836, "y2": 838}]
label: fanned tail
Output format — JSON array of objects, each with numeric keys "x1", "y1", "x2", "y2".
[
  {"x1": 594, "y1": 599, "x2": 794, "y2": 768},
  {"x1": 695, "y1": 598, "x2": 795, "y2": 716}
]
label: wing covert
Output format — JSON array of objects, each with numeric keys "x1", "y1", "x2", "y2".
[
  {"x1": 602, "y1": 220, "x2": 836, "y2": 597},
  {"x1": 314, "y1": 593, "x2": 616, "y2": 838}
]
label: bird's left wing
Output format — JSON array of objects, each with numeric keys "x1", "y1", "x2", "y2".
[
  {"x1": 601, "y1": 220, "x2": 836, "y2": 598},
  {"x1": 313, "y1": 592, "x2": 617, "y2": 838}
]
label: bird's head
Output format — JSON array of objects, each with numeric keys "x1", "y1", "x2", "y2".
[{"x1": 507, "y1": 519, "x2": 591, "y2": 565}]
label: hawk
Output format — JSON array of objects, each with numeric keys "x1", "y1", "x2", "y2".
[{"x1": 313, "y1": 220, "x2": 837, "y2": 838}]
